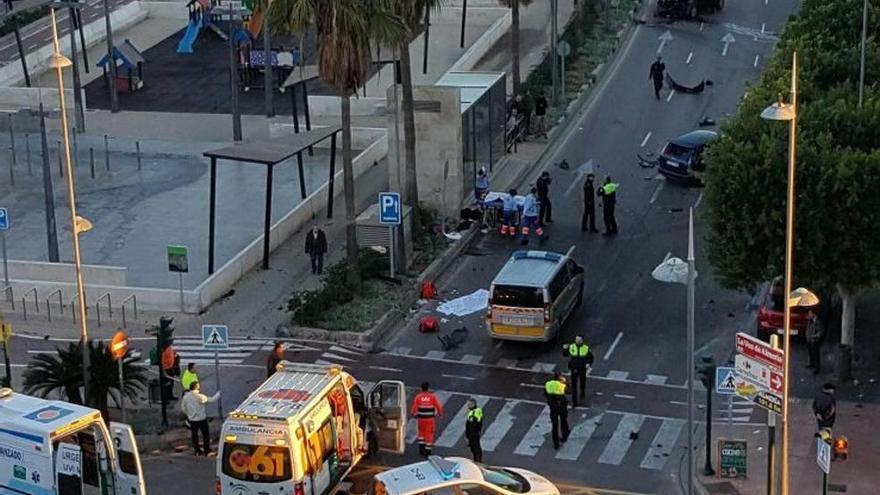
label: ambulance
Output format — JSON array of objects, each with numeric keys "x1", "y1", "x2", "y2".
[
  {"x1": 0, "y1": 387, "x2": 146, "y2": 495},
  {"x1": 216, "y1": 362, "x2": 407, "y2": 495}
]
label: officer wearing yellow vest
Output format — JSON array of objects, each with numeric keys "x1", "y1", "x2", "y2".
[
  {"x1": 545, "y1": 371, "x2": 570, "y2": 449},
  {"x1": 464, "y1": 398, "x2": 484, "y2": 462},
  {"x1": 562, "y1": 336, "x2": 594, "y2": 407},
  {"x1": 596, "y1": 176, "x2": 618, "y2": 235}
]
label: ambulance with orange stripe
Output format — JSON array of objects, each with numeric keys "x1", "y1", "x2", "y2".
[{"x1": 487, "y1": 248, "x2": 584, "y2": 342}]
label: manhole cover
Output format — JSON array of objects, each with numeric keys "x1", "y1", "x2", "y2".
[{"x1": 703, "y1": 482, "x2": 740, "y2": 495}]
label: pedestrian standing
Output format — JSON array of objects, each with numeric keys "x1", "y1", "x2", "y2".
[
  {"x1": 545, "y1": 371, "x2": 570, "y2": 449},
  {"x1": 562, "y1": 336, "x2": 594, "y2": 408},
  {"x1": 181, "y1": 363, "x2": 199, "y2": 392},
  {"x1": 514, "y1": 94, "x2": 530, "y2": 136},
  {"x1": 812, "y1": 382, "x2": 836, "y2": 431},
  {"x1": 519, "y1": 188, "x2": 544, "y2": 246},
  {"x1": 411, "y1": 382, "x2": 444, "y2": 456},
  {"x1": 597, "y1": 176, "x2": 619, "y2": 235},
  {"x1": 305, "y1": 225, "x2": 328, "y2": 275},
  {"x1": 500, "y1": 188, "x2": 519, "y2": 238},
  {"x1": 180, "y1": 381, "x2": 220, "y2": 456},
  {"x1": 476, "y1": 167, "x2": 490, "y2": 200},
  {"x1": 581, "y1": 173, "x2": 598, "y2": 232},
  {"x1": 649, "y1": 56, "x2": 666, "y2": 100},
  {"x1": 161, "y1": 343, "x2": 179, "y2": 402},
  {"x1": 464, "y1": 398, "x2": 484, "y2": 463},
  {"x1": 267, "y1": 342, "x2": 285, "y2": 378},
  {"x1": 533, "y1": 91, "x2": 548, "y2": 140},
  {"x1": 536, "y1": 171, "x2": 553, "y2": 224},
  {"x1": 805, "y1": 309, "x2": 824, "y2": 374}
]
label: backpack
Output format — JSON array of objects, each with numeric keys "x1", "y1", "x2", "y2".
[
  {"x1": 419, "y1": 316, "x2": 439, "y2": 333},
  {"x1": 420, "y1": 280, "x2": 437, "y2": 300}
]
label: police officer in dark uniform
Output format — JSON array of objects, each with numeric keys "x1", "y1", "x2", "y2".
[
  {"x1": 597, "y1": 176, "x2": 619, "y2": 235},
  {"x1": 562, "y1": 336, "x2": 594, "y2": 407},
  {"x1": 536, "y1": 171, "x2": 553, "y2": 224},
  {"x1": 581, "y1": 174, "x2": 598, "y2": 232},
  {"x1": 544, "y1": 371, "x2": 570, "y2": 449}
]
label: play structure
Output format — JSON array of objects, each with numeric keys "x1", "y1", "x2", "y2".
[
  {"x1": 177, "y1": 0, "x2": 240, "y2": 53},
  {"x1": 96, "y1": 39, "x2": 147, "y2": 92}
]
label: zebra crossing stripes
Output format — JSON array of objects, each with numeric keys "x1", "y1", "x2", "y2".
[
  {"x1": 640, "y1": 419, "x2": 684, "y2": 469},
  {"x1": 556, "y1": 412, "x2": 603, "y2": 461},
  {"x1": 606, "y1": 370, "x2": 630, "y2": 380},
  {"x1": 434, "y1": 395, "x2": 491, "y2": 448},
  {"x1": 481, "y1": 400, "x2": 519, "y2": 452},
  {"x1": 513, "y1": 406, "x2": 551, "y2": 456},
  {"x1": 318, "y1": 345, "x2": 366, "y2": 364},
  {"x1": 598, "y1": 413, "x2": 645, "y2": 465},
  {"x1": 174, "y1": 338, "x2": 268, "y2": 365},
  {"x1": 405, "y1": 390, "x2": 454, "y2": 443}
]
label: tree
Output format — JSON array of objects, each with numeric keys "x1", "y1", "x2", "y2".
[
  {"x1": 703, "y1": 0, "x2": 880, "y2": 356},
  {"x1": 498, "y1": 0, "x2": 534, "y2": 96},
  {"x1": 268, "y1": 0, "x2": 403, "y2": 286},
  {"x1": 22, "y1": 340, "x2": 148, "y2": 420}
]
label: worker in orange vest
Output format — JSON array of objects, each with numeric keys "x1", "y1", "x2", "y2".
[{"x1": 410, "y1": 382, "x2": 443, "y2": 456}]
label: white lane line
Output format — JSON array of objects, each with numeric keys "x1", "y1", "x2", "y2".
[
  {"x1": 754, "y1": 55, "x2": 760, "y2": 68},
  {"x1": 607, "y1": 370, "x2": 630, "y2": 380},
  {"x1": 393, "y1": 347, "x2": 412, "y2": 355},
  {"x1": 426, "y1": 350, "x2": 446, "y2": 359},
  {"x1": 640, "y1": 419, "x2": 685, "y2": 470},
  {"x1": 513, "y1": 406, "x2": 551, "y2": 456},
  {"x1": 530, "y1": 362, "x2": 557, "y2": 373},
  {"x1": 368, "y1": 366, "x2": 402, "y2": 373},
  {"x1": 319, "y1": 352, "x2": 356, "y2": 363},
  {"x1": 328, "y1": 345, "x2": 364, "y2": 356},
  {"x1": 699, "y1": 22, "x2": 704, "y2": 31},
  {"x1": 556, "y1": 412, "x2": 603, "y2": 460},
  {"x1": 645, "y1": 375, "x2": 668, "y2": 385},
  {"x1": 441, "y1": 374, "x2": 476, "y2": 381},
  {"x1": 640, "y1": 131, "x2": 652, "y2": 147},
  {"x1": 435, "y1": 395, "x2": 490, "y2": 447},
  {"x1": 462, "y1": 354, "x2": 482, "y2": 364},
  {"x1": 598, "y1": 413, "x2": 646, "y2": 465},
  {"x1": 669, "y1": 400, "x2": 688, "y2": 406},
  {"x1": 694, "y1": 191, "x2": 704, "y2": 209},
  {"x1": 603, "y1": 332, "x2": 624, "y2": 360},
  {"x1": 614, "y1": 394, "x2": 636, "y2": 400},
  {"x1": 685, "y1": 52, "x2": 693, "y2": 65},
  {"x1": 649, "y1": 180, "x2": 665, "y2": 204},
  {"x1": 762, "y1": 23, "x2": 766, "y2": 33},
  {"x1": 666, "y1": 89, "x2": 676, "y2": 102},
  {"x1": 663, "y1": 251, "x2": 672, "y2": 263},
  {"x1": 482, "y1": 400, "x2": 519, "y2": 452},
  {"x1": 765, "y1": 0, "x2": 768, "y2": 4},
  {"x1": 177, "y1": 352, "x2": 253, "y2": 358}
]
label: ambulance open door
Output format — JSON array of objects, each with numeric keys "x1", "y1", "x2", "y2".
[
  {"x1": 110, "y1": 423, "x2": 146, "y2": 495},
  {"x1": 367, "y1": 381, "x2": 407, "y2": 454}
]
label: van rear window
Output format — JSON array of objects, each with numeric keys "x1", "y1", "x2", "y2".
[{"x1": 492, "y1": 285, "x2": 544, "y2": 308}]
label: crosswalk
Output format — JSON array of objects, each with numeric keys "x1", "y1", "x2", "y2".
[{"x1": 173, "y1": 337, "x2": 271, "y2": 365}]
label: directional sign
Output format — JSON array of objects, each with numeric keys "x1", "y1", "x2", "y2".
[
  {"x1": 817, "y1": 437, "x2": 831, "y2": 474},
  {"x1": 736, "y1": 332, "x2": 784, "y2": 370},
  {"x1": 201, "y1": 325, "x2": 229, "y2": 350},
  {"x1": 754, "y1": 390, "x2": 783, "y2": 415},
  {"x1": 378, "y1": 192, "x2": 401, "y2": 225},
  {"x1": 735, "y1": 354, "x2": 784, "y2": 394},
  {"x1": 0, "y1": 208, "x2": 8, "y2": 231},
  {"x1": 715, "y1": 366, "x2": 737, "y2": 395}
]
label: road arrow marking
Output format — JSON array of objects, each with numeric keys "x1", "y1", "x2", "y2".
[
  {"x1": 721, "y1": 33, "x2": 736, "y2": 56},
  {"x1": 563, "y1": 159, "x2": 594, "y2": 197},
  {"x1": 657, "y1": 30, "x2": 673, "y2": 54}
]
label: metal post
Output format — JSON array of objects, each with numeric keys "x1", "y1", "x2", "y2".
[
  {"x1": 551, "y1": 0, "x2": 558, "y2": 103},
  {"x1": 2, "y1": 340, "x2": 10, "y2": 388},
  {"x1": 9, "y1": 115, "x2": 16, "y2": 168},
  {"x1": 25, "y1": 133, "x2": 32, "y2": 176},
  {"x1": 1, "y1": 233, "x2": 8, "y2": 294},
  {"x1": 58, "y1": 141, "x2": 63, "y2": 177},
  {"x1": 13, "y1": 28, "x2": 31, "y2": 87},
  {"x1": 768, "y1": 336, "x2": 780, "y2": 495},
  {"x1": 104, "y1": 134, "x2": 110, "y2": 171},
  {"x1": 326, "y1": 133, "x2": 336, "y2": 218},
  {"x1": 76, "y1": 9, "x2": 89, "y2": 73},
  {"x1": 118, "y1": 358, "x2": 126, "y2": 423},
  {"x1": 560, "y1": 49, "x2": 566, "y2": 101},
  {"x1": 859, "y1": 0, "x2": 868, "y2": 109},
  {"x1": 228, "y1": 3, "x2": 242, "y2": 141},
  {"x1": 460, "y1": 0, "x2": 468, "y2": 48},
  {"x1": 89, "y1": 147, "x2": 95, "y2": 178},
  {"x1": 686, "y1": 207, "x2": 696, "y2": 495},
  {"x1": 69, "y1": 6, "x2": 85, "y2": 131},
  {"x1": 392, "y1": 48, "x2": 403, "y2": 194},
  {"x1": 135, "y1": 141, "x2": 142, "y2": 170},
  {"x1": 389, "y1": 226, "x2": 395, "y2": 278},
  {"x1": 291, "y1": 87, "x2": 300, "y2": 132},
  {"x1": 39, "y1": 101, "x2": 60, "y2": 263},
  {"x1": 262, "y1": 166, "x2": 274, "y2": 270},
  {"x1": 727, "y1": 394, "x2": 732, "y2": 426},
  {"x1": 303, "y1": 83, "x2": 313, "y2": 155},
  {"x1": 214, "y1": 350, "x2": 224, "y2": 418},
  {"x1": 178, "y1": 272, "x2": 184, "y2": 312},
  {"x1": 263, "y1": 12, "x2": 273, "y2": 117},
  {"x1": 208, "y1": 157, "x2": 217, "y2": 274},
  {"x1": 422, "y1": 7, "x2": 430, "y2": 74},
  {"x1": 704, "y1": 369, "x2": 715, "y2": 475},
  {"x1": 822, "y1": 472, "x2": 828, "y2": 495},
  {"x1": 296, "y1": 152, "x2": 306, "y2": 200},
  {"x1": 7, "y1": 148, "x2": 13, "y2": 187},
  {"x1": 72, "y1": 127, "x2": 78, "y2": 168},
  {"x1": 103, "y1": 0, "x2": 119, "y2": 112}
]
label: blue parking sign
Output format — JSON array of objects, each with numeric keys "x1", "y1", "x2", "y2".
[
  {"x1": 0, "y1": 208, "x2": 8, "y2": 231},
  {"x1": 379, "y1": 192, "x2": 401, "y2": 225}
]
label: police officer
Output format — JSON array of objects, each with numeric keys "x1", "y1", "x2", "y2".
[
  {"x1": 536, "y1": 171, "x2": 553, "y2": 224},
  {"x1": 597, "y1": 176, "x2": 619, "y2": 235},
  {"x1": 649, "y1": 56, "x2": 666, "y2": 100},
  {"x1": 464, "y1": 398, "x2": 484, "y2": 462},
  {"x1": 581, "y1": 174, "x2": 598, "y2": 233},
  {"x1": 562, "y1": 336, "x2": 594, "y2": 407},
  {"x1": 545, "y1": 371, "x2": 570, "y2": 449},
  {"x1": 410, "y1": 382, "x2": 444, "y2": 455}
]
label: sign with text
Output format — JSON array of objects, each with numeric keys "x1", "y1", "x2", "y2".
[
  {"x1": 735, "y1": 354, "x2": 784, "y2": 394},
  {"x1": 717, "y1": 438, "x2": 748, "y2": 479},
  {"x1": 378, "y1": 192, "x2": 401, "y2": 225},
  {"x1": 753, "y1": 390, "x2": 783, "y2": 415},
  {"x1": 736, "y1": 332, "x2": 784, "y2": 370},
  {"x1": 715, "y1": 366, "x2": 737, "y2": 395}
]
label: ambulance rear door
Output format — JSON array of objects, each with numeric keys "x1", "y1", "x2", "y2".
[
  {"x1": 110, "y1": 423, "x2": 146, "y2": 495},
  {"x1": 367, "y1": 381, "x2": 406, "y2": 454}
]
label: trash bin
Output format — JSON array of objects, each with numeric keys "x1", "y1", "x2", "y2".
[{"x1": 835, "y1": 344, "x2": 852, "y2": 382}]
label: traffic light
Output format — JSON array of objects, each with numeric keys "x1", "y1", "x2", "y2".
[
  {"x1": 697, "y1": 355, "x2": 716, "y2": 388},
  {"x1": 834, "y1": 436, "x2": 848, "y2": 461}
]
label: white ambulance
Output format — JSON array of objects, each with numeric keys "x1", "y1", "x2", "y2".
[
  {"x1": 216, "y1": 362, "x2": 407, "y2": 495},
  {"x1": 0, "y1": 387, "x2": 146, "y2": 495}
]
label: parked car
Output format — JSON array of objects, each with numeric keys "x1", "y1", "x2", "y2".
[
  {"x1": 756, "y1": 277, "x2": 812, "y2": 341},
  {"x1": 657, "y1": 130, "x2": 719, "y2": 184},
  {"x1": 656, "y1": 0, "x2": 725, "y2": 19}
]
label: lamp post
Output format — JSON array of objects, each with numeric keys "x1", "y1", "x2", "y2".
[
  {"x1": 760, "y1": 51, "x2": 798, "y2": 495},
  {"x1": 49, "y1": 7, "x2": 93, "y2": 405}
]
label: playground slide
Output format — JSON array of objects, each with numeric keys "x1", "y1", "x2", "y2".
[
  {"x1": 248, "y1": 6, "x2": 263, "y2": 38},
  {"x1": 177, "y1": 19, "x2": 201, "y2": 54}
]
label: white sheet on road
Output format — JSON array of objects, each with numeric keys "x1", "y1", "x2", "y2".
[{"x1": 436, "y1": 289, "x2": 489, "y2": 317}]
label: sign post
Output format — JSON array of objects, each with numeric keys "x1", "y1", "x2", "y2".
[
  {"x1": 202, "y1": 324, "x2": 228, "y2": 418},
  {"x1": 717, "y1": 438, "x2": 748, "y2": 479},
  {"x1": 557, "y1": 40, "x2": 571, "y2": 100},
  {"x1": 1, "y1": 322, "x2": 12, "y2": 388},
  {"x1": 378, "y1": 192, "x2": 402, "y2": 277},
  {"x1": 817, "y1": 432, "x2": 831, "y2": 495},
  {"x1": 110, "y1": 330, "x2": 129, "y2": 423},
  {"x1": 0, "y1": 207, "x2": 9, "y2": 299},
  {"x1": 167, "y1": 245, "x2": 189, "y2": 312},
  {"x1": 734, "y1": 332, "x2": 784, "y2": 416}
]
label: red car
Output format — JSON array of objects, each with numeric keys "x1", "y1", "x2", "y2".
[{"x1": 756, "y1": 277, "x2": 811, "y2": 341}]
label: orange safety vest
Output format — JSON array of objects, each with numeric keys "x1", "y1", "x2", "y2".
[{"x1": 410, "y1": 392, "x2": 443, "y2": 418}]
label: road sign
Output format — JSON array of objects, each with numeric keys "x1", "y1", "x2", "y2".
[
  {"x1": 736, "y1": 332, "x2": 784, "y2": 370},
  {"x1": 0, "y1": 208, "x2": 8, "y2": 230},
  {"x1": 556, "y1": 39, "x2": 571, "y2": 57},
  {"x1": 202, "y1": 324, "x2": 229, "y2": 350},
  {"x1": 735, "y1": 354, "x2": 784, "y2": 394},
  {"x1": 167, "y1": 245, "x2": 189, "y2": 273},
  {"x1": 753, "y1": 390, "x2": 783, "y2": 415},
  {"x1": 0, "y1": 323, "x2": 11, "y2": 344},
  {"x1": 379, "y1": 192, "x2": 401, "y2": 225},
  {"x1": 817, "y1": 437, "x2": 831, "y2": 474},
  {"x1": 715, "y1": 366, "x2": 737, "y2": 395},
  {"x1": 110, "y1": 331, "x2": 129, "y2": 360},
  {"x1": 717, "y1": 438, "x2": 748, "y2": 479}
]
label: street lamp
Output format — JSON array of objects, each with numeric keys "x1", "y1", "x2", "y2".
[
  {"x1": 49, "y1": 7, "x2": 93, "y2": 406},
  {"x1": 760, "y1": 51, "x2": 798, "y2": 495}
]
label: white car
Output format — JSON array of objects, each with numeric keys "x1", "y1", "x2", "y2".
[{"x1": 371, "y1": 456, "x2": 560, "y2": 495}]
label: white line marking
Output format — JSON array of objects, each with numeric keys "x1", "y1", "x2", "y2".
[
  {"x1": 649, "y1": 180, "x2": 665, "y2": 204},
  {"x1": 670, "y1": 400, "x2": 688, "y2": 406},
  {"x1": 663, "y1": 251, "x2": 672, "y2": 263},
  {"x1": 426, "y1": 350, "x2": 446, "y2": 359},
  {"x1": 640, "y1": 419, "x2": 685, "y2": 469},
  {"x1": 441, "y1": 374, "x2": 476, "y2": 381},
  {"x1": 603, "y1": 332, "x2": 624, "y2": 360},
  {"x1": 368, "y1": 366, "x2": 402, "y2": 372},
  {"x1": 393, "y1": 347, "x2": 412, "y2": 355},
  {"x1": 556, "y1": 412, "x2": 603, "y2": 460},
  {"x1": 694, "y1": 191, "x2": 704, "y2": 209},
  {"x1": 666, "y1": 89, "x2": 676, "y2": 102},
  {"x1": 614, "y1": 394, "x2": 636, "y2": 400},
  {"x1": 699, "y1": 22, "x2": 704, "y2": 31},
  {"x1": 765, "y1": 0, "x2": 768, "y2": 5},
  {"x1": 435, "y1": 395, "x2": 490, "y2": 447},
  {"x1": 461, "y1": 354, "x2": 482, "y2": 364},
  {"x1": 598, "y1": 413, "x2": 646, "y2": 465},
  {"x1": 328, "y1": 345, "x2": 364, "y2": 356},
  {"x1": 482, "y1": 400, "x2": 519, "y2": 451},
  {"x1": 607, "y1": 370, "x2": 630, "y2": 380},
  {"x1": 754, "y1": 55, "x2": 760, "y2": 68},
  {"x1": 685, "y1": 52, "x2": 693, "y2": 65},
  {"x1": 514, "y1": 406, "x2": 551, "y2": 455},
  {"x1": 319, "y1": 352, "x2": 356, "y2": 362},
  {"x1": 640, "y1": 131, "x2": 652, "y2": 147},
  {"x1": 761, "y1": 23, "x2": 766, "y2": 33},
  {"x1": 530, "y1": 362, "x2": 557, "y2": 373},
  {"x1": 646, "y1": 375, "x2": 668, "y2": 385}
]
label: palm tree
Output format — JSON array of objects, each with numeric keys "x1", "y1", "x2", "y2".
[
  {"x1": 498, "y1": 0, "x2": 533, "y2": 96},
  {"x1": 23, "y1": 340, "x2": 148, "y2": 420}
]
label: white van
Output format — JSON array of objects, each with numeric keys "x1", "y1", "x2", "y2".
[
  {"x1": 0, "y1": 387, "x2": 146, "y2": 495},
  {"x1": 216, "y1": 362, "x2": 406, "y2": 495}
]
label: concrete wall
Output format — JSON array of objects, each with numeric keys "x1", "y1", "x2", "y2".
[
  {"x1": 4, "y1": 260, "x2": 127, "y2": 285},
  {"x1": 443, "y1": 10, "x2": 512, "y2": 76}
]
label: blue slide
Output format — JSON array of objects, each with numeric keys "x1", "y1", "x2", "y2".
[{"x1": 176, "y1": 19, "x2": 201, "y2": 54}]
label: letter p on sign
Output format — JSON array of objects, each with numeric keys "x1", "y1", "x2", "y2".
[{"x1": 379, "y1": 192, "x2": 401, "y2": 225}]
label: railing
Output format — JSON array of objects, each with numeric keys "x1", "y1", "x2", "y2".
[
  {"x1": 71, "y1": 293, "x2": 79, "y2": 324},
  {"x1": 1, "y1": 285, "x2": 13, "y2": 311},
  {"x1": 46, "y1": 288, "x2": 64, "y2": 322},
  {"x1": 96, "y1": 292, "x2": 112, "y2": 327},
  {"x1": 21, "y1": 287, "x2": 38, "y2": 320},
  {"x1": 121, "y1": 294, "x2": 138, "y2": 328}
]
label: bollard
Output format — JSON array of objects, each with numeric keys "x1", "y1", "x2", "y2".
[
  {"x1": 7, "y1": 147, "x2": 14, "y2": 187},
  {"x1": 136, "y1": 141, "x2": 142, "y2": 171},
  {"x1": 8, "y1": 118, "x2": 16, "y2": 168},
  {"x1": 90, "y1": 147, "x2": 95, "y2": 179},
  {"x1": 25, "y1": 133, "x2": 32, "y2": 176},
  {"x1": 104, "y1": 134, "x2": 110, "y2": 171}
]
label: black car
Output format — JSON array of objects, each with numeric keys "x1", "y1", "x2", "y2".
[
  {"x1": 656, "y1": 0, "x2": 725, "y2": 19},
  {"x1": 657, "y1": 130, "x2": 719, "y2": 184}
]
